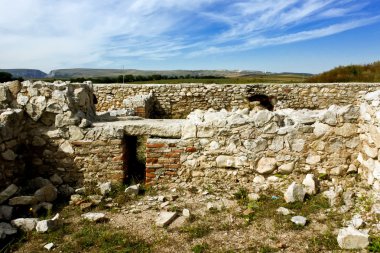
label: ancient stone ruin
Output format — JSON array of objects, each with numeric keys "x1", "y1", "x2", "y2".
[{"x1": 2, "y1": 80, "x2": 380, "y2": 249}]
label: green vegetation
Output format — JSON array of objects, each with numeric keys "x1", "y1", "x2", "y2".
[
  {"x1": 306, "y1": 61, "x2": 380, "y2": 83},
  {"x1": 0, "y1": 71, "x2": 23, "y2": 82},
  {"x1": 192, "y1": 243, "x2": 209, "y2": 253},
  {"x1": 369, "y1": 236, "x2": 380, "y2": 252},
  {"x1": 180, "y1": 223, "x2": 211, "y2": 240},
  {"x1": 308, "y1": 231, "x2": 339, "y2": 251}
]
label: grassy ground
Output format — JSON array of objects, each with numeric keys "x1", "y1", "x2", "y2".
[{"x1": 5, "y1": 182, "x2": 364, "y2": 253}]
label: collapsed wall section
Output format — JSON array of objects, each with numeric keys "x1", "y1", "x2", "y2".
[{"x1": 93, "y1": 83, "x2": 380, "y2": 118}]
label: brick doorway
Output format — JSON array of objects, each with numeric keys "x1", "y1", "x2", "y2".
[{"x1": 123, "y1": 135, "x2": 147, "y2": 184}]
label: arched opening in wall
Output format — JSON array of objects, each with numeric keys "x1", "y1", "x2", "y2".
[
  {"x1": 123, "y1": 135, "x2": 147, "y2": 184},
  {"x1": 246, "y1": 94, "x2": 276, "y2": 111}
]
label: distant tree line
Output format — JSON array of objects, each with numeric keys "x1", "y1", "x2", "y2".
[
  {"x1": 65, "y1": 74, "x2": 225, "y2": 84},
  {"x1": 306, "y1": 61, "x2": 380, "y2": 83},
  {"x1": 0, "y1": 72, "x2": 24, "y2": 82}
]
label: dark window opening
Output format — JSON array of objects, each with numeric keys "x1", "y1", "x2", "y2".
[
  {"x1": 247, "y1": 94, "x2": 276, "y2": 111},
  {"x1": 123, "y1": 135, "x2": 147, "y2": 184}
]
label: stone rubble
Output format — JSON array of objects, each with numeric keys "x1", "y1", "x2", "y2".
[{"x1": 337, "y1": 226, "x2": 369, "y2": 250}]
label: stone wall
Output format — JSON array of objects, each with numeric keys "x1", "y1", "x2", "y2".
[
  {"x1": 168, "y1": 106, "x2": 360, "y2": 186},
  {"x1": 358, "y1": 90, "x2": 380, "y2": 191},
  {"x1": 93, "y1": 83, "x2": 380, "y2": 119}
]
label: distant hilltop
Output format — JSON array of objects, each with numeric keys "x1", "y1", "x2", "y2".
[
  {"x1": 1, "y1": 68, "x2": 312, "y2": 79},
  {"x1": 0, "y1": 69, "x2": 47, "y2": 78}
]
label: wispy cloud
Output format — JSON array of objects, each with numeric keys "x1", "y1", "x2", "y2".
[{"x1": 0, "y1": 0, "x2": 379, "y2": 71}]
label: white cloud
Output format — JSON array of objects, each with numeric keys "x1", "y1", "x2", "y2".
[{"x1": 0, "y1": 0, "x2": 378, "y2": 71}]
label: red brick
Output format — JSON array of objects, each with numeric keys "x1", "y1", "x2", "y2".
[
  {"x1": 165, "y1": 171, "x2": 177, "y2": 176},
  {"x1": 146, "y1": 143, "x2": 166, "y2": 148},
  {"x1": 146, "y1": 168, "x2": 156, "y2": 173},
  {"x1": 172, "y1": 149, "x2": 184, "y2": 153},
  {"x1": 166, "y1": 164, "x2": 181, "y2": 169},
  {"x1": 146, "y1": 173, "x2": 156, "y2": 178},
  {"x1": 185, "y1": 147, "x2": 197, "y2": 152},
  {"x1": 168, "y1": 143, "x2": 177, "y2": 147},
  {"x1": 164, "y1": 153, "x2": 180, "y2": 158},
  {"x1": 146, "y1": 158, "x2": 158, "y2": 164},
  {"x1": 146, "y1": 164, "x2": 163, "y2": 169}
]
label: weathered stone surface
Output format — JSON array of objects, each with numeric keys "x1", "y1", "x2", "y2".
[
  {"x1": 253, "y1": 110, "x2": 273, "y2": 127},
  {"x1": 302, "y1": 174, "x2": 317, "y2": 195},
  {"x1": 49, "y1": 174, "x2": 63, "y2": 185},
  {"x1": 278, "y1": 162, "x2": 295, "y2": 174},
  {"x1": 216, "y1": 156, "x2": 245, "y2": 168},
  {"x1": 291, "y1": 216, "x2": 307, "y2": 226},
  {"x1": 313, "y1": 122, "x2": 331, "y2": 138},
  {"x1": 0, "y1": 205, "x2": 13, "y2": 220},
  {"x1": 156, "y1": 212, "x2": 178, "y2": 227},
  {"x1": 306, "y1": 154, "x2": 321, "y2": 165},
  {"x1": 0, "y1": 184, "x2": 18, "y2": 204},
  {"x1": 9, "y1": 196, "x2": 38, "y2": 206},
  {"x1": 44, "y1": 242, "x2": 54, "y2": 251},
  {"x1": 337, "y1": 227, "x2": 369, "y2": 250},
  {"x1": 1, "y1": 149, "x2": 17, "y2": 161},
  {"x1": 59, "y1": 141, "x2": 74, "y2": 154},
  {"x1": 36, "y1": 217, "x2": 59, "y2": 233},
  {"x1": 11, "y1": 218, "x2": 38, "y2": 231},
  {"x1": 284, "y1": 182, "x2": 305, "y2": 203},
  {"x1": 34, "y1": 185, "x2": 58, "y2": 202},
  {"x1": 81, "y1": 212, "x2": 107, "y2": 222},
  {"x1": 99, "y1": 182, "x2": 112, "y2": 196},
  {"x1": 276, "y1": 207, "x2": 294, "y2": 215},
  {"x1": 25, "y1": 96, "x2": 47, "y2": 121},
  {"x1": 256, "y1": 157, "x2": 277, "y2": 174},
  {"x1": 125, "y1": 184, "x2": 140, "y2": 196},
  {"x1": 0, "y1": 222, "x2": 17, "y2": 239}
]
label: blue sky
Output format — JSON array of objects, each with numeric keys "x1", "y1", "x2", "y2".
[{"x1": 0, "y1": 0, "x2": 379, "y2": 74}]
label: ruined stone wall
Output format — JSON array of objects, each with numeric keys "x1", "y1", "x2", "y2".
[
  {"x1": 357, "y1": 90, "x2": 380, "y2": 191},
  {"x1": 93, "y1": 83, "x2": 380, "y2": 118},
  {"x1": 162, "y1": 106, "x2": 361, "y2": 186}
]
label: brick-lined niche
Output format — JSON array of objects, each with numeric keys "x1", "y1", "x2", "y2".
[{"x1": 145, "y1": 139, "x2": 182, "y2": 184}]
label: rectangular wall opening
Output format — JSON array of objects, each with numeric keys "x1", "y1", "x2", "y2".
[{"x1": 123, "y1": 135, "x2": 147, "y2": 184}]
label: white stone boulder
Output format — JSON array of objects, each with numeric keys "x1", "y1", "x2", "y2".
[
  {"x1": 11, "y1": 218, "x2": 38, "y2": 231},
  {"x1": 81, "y1": 212, "x2": 107, "y2": 222},
  {"x1": 256, "y1": 157, "x2": 277, "y2": 174},
  {"x1": 125, "y1": 184, "x2": 140, "y2": 196},
  {"x1": 337, "y1": 227, "x2": 369, "y2": 250},
  {"x1": 302, "y1": 174, "x2": 318, "y2": 195},
  {"x1": 156, "y1": 212, "x2": 178, "y2": 227},
  {"x1": 284, "y1": 182, "x2": 305, "y2": 203},
  {"x1": 291, "y1": 216, "x2": 307, "y2": 226}
]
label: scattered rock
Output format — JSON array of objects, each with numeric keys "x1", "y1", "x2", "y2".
[
  {"x1": 248, "y1": 193, "x2": 260, "y2": 201},
  {"x1": 347, "y1": 214, "x2": 364, "y2": 229},
  {"x1": 11, "y1": 218, "x2": 38, "y2": 231},
  {"x1": 291, "y1": 216, "x2": 307, "y2": 226},
  {"x1": 284, "y1": 182, "x2": 305, "y2": 203},
  {"x1": 99, "y1": 182, "x2": 112, "y2": 196},
  {"x1": 44, "y1": 242, "x2": 54, "y2": 251},
  {"x1": 323, "y1": 186, "x2": 342, "y2": 207},
  {"x1": 337, "y1": 227, "x2": 369, "y2": 249},
  {"x1": 182, "y1": 208, "x2": 191, "y2": 218},
  {"x1": 302, "y1": 174, "x2": 318, "y2": 195},
  {"x1": 81, "y1": 212, "x2": 107, "y2": 222},
  {"x1": 278, "y1": 162, "x2": 295, "y2": 174},
  {"x1": 125, "y1": 184, "x2": 140, "y2": 196},
  {"x1": 276, "y1": 207, "x2": 294, "y2": 216},
  {"x1": 0, "y1": 184, "x2": 18, "y2": 204},
  {"x1": 156, "y1": 212, "x2": 178, "y2": 227},
  {"x1": 36, "y1": 214, "x2": 59, "y2": 233}
]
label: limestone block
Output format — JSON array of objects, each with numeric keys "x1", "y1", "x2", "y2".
[
  {"x1": 181, "y1": 122, "x2": 197, "y2": 139},
  {"x1": 252, "y1": 110, "x2": 273, "y2": 127},
  {"x1": 59, "y1": 141, "x2": 74, "y2": 154},
  {"x1": 313, "y1": 122, "x2": 331, "y2": 138},
  {"x1": 334, "y1": 123, "x2": 357, "y2": 137},
  {"x1": 256, "y1": 157, "x2": 277, "y2": 174},
  {"x1": 284, "y1": 182, "x2": 305, "y2": 203},
  {"x1": 11, "y1": 218, "x2": 38, "y2": 231},
  {"x1": 337, "y1": 227, "x2": 369, "y2": 250},
  {"x1": 25, "y1": 96, "x2": 47, "y2": 121},
  {"x1": 216, "y1": 156, "x2": 246, "y2": 169},
  {"x1": 0, "y1": 184, "x2": 19, "y2": 204},
  {"x1": 269, "y1": 136, "x2": 284, "y2": 152},
  {"x1": 278, "y1": 162, "x2": 295, "y2": 174},
  {"x1": 290, "y1": 139, "x2": 305, "y2": 152},
  {"x1": 302, "y1": 174, "x2": 317, "y2": 195},
  {"x1": 306, "y1": 154, "x2": 321, "y2": 165},
  {"x1": 363, "y1": 144, "x2": 378, "y2": 158}
]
